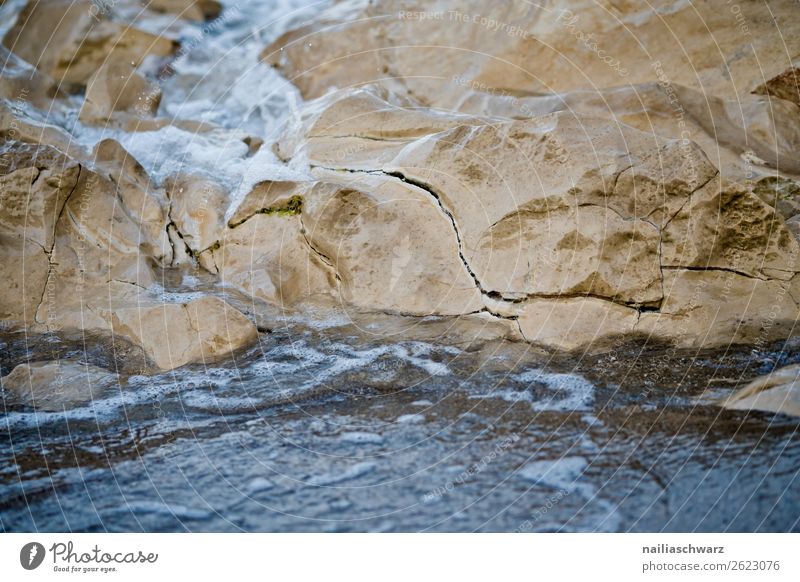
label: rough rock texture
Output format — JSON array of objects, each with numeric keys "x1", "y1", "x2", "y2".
[
  {"x1": 0, "y1": 143, "x2": 82, "y2": 326},
  {"x1": 753, "y1": 68, "x2": 800, "y2": 109},
  {"x1": 79, "y1": 62, "x2": 162, "y2": 125},
  {"x1": 0, "y1": 137, "x2": 259, "y2": 371},
  {"x1": 165, "y1": 174, "x2": 228, "y2": 265},
  {"x1": 102, "y1": 295, "x2": 259, "y2": 371},
  {"x1": 145, "y1": 0, "x2": 223, "y2": 22},
  {"x1": 263, "y1": 0, "x2": 799, "y2": 103},
  {"x1": 1, "y1": 361, "x2": 117, "y2": 411},
  {"x1": 723, "y1": 364, "x2": 800, "y2": 418},
  {"x1": 0, "y1": 46, "x2": 65, "y2": 107},
  {"x1": 3, "y1": 0, "x2": 177, "y2": 91},
  {"x1": 265, "y1": 86, "x2": 800, "y2": 350},
  {"x1": 264, "y1": 1, "x2": 800, "y2": 181},
  {"x1": 215, "y1": 200, "x2": 336, "y2": 307}
]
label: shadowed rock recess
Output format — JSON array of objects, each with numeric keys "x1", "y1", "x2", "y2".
[{"x1": 1, "y1": 0, "x2": 800, "y2": 416}]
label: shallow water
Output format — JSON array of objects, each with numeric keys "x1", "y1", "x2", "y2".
[
  {"x1": 1, "y1": 0, "x2": 799, "y2": 532},
  {"x1": 2, "y1": 322, "x2": 799, "y2": 532}
]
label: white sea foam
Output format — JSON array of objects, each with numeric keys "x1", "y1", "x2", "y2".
[
  {"x1": 307, "y1": 461, "x2": 377, "y2": 486},
  {"x1": 339, "y1": 432, "x2": 384, "y2": 445},
  {"x1": 519, "y1": 457, "x2": 588, "y2": 493},
  {"x1": 516, "y1": 369, "x2": 596, "y2": 412}
]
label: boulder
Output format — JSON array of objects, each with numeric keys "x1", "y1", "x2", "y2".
[
  {"x1": 263, "y1": 0, "x2": 800, "y2": 105},
  {"x1": 144, "y1": 0, "x2": 223, "y2": 22},
  {"x1": 0, "y1": 143, "x2": 81, "y2": 327},
  {"x1": 215, "y1": 193, "x2": 336, "y2": 307},
  {"x1": 1, "y1": 361, "x2": 118, "y2": 411},
  {"x1": 91, "y1": 139, "x2": 172, "y2": 264},
  {"x1": 302, "y1": 171, "x2": 484, "y2": 315},
  {"x1": 265, "y1": 1, "x2": 800, "y2": 184},
  {"x1": 165, "y1": 174, "x2": 228, "y2": 267},
  {"x1": 272, "y1": 88, "x2": 800, "y2": 351},
  {"x1": 79, "y1": 62, "x2": 162, "y2": 125},
  {"x1": 0, "y1": 46, "x2": 65, "y2": 108},
  {"x1": 3, "y1": 0, "x2": 176, "y2": 90},
  {"x1": 102, "y1": 295, "x2": 258, "y2": 371},
  {"x1": 722, "y1": 364, "x2": 800, "y2": 418},
  {"x1": 753, "y1": 67, "x2": 800, "y2": 109}
]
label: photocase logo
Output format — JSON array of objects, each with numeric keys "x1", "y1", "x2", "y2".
[{"x1": 20, "y1": 542, "x2": 46, "y2": 570}]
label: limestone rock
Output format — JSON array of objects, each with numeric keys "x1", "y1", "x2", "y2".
[
  {"x1": 0, "y1": 141, "x2": 171, "y2": 336},
  {"x1": 722, "y1": 364, "x2": 800, "y2": 418},
  {"x1": 165, "y1": 174, "x2": 228, "y2": 261},
  {"x1": 753, "y1": 68, "x2": 800, "y2": 109},
  {"x1": 104, "y1": 296, "x2": 258, "y2": 371},
  {"x1": 216, "y1": 202, "x2": 335, "y2": 307},
  {"x1": 273, "y1": 88, "x2": 800, "y2": 351},
  {"x1": 0, "y1": 101, "x2": 85, "y2": 163},
  {"x1": 1, "y1": 361, "x2": 117, "y2": 411},
  {"x1": 303, "y1": 171, "x2": 484, "y2": 315},
  {"x1": 0, "y1": 143, "x2": 80, "y2": 327},
  {"x1": 3, "y1": 0, "x2": 176, "y2": 90},
  {"x1": 0, "y1": 46, "x2": 65, "y2": 108},
  {"x1": 92, "y1": 139, "x2": 172, "y2": 264},
  {"x1": 79, "y1": 62, "x2": 162, "y2": 125},
  {"x1": 266, "y1": 1, "x2": 800, "y2": 184},
  {"x1": 662, "y1": 176, "x2": 800, "y2": 280},
  {"x1": 263, "y1": 0, "x2": 800, "y2": 105},
  {"x1": 227, "y1": 179, "x2": 308, "y2": 228},
  {"x1": 144, "y1": 0, "x2": 223, "y2": 21},
  {"x1": 636, "y1": 269, "x2": 800, "y2": 349},
  {"x1": 514, "y1": 297, "x2": 640, "y2": 352}
]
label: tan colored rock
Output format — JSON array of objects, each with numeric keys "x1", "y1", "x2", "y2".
[
  {"x1": 0, "y1": 143, "x2": 80, "y2": 251},
  {"x1": 0, "y1": 236, "x2": 50, "y2": 329},
  {"x1": 3, "y1": 0, "x2": 176, "y2": 90},
  {"x1": 165, "y1": 174, "x2": 228, "y2": 259},
  {"x1": 722, "y1": 364, "x2": 800, "y2": 418},
  {"x1": 751, "y1": 176, "x2": 800, "y2": 221},
  {"x1": 144, "y1": 0, "x2": 222, "y2": 21},
  {"x1": 227, "y1": 179, "x2": 307, "y2": 228},
  {"x1": 474, "y1": 204, "x2": 662, "y2": 304},
  {"x1": 0, "y1": 143, "x2": 80, "y2": 327},
  {"x1": 0, "y1": 142, "x2": 170, "y2": 336},
  {"x1": 105, "y1": 296, "x2": 258, "y2": 370},
  {"x1": 636, "y1": 269, "x2": 800, "y2": 349},
  {"x1": 79, "y1": 62, "x2": 162, "y2": 125},
  {"x1": 303, "y1": 171, "x2": 484, "y2": 315},
  {"x1": 40, "y1": 166, "x2": 160, "y2": 311},
  {"x1": 513, "y1": 297, "x2": 640, "y2": 352},
  {"x1": 0, "y1": 101, "x2": 86, "y2": 162},
  {"x1": 1, "y1": 361, "x2": 117, "y2": 411},
  {"x1": 272, "y1": 88, "x2": 800, "y2": 351},
  {"x1": 0, "y1": 46, "x2": 65, "y2": 108},
  {"x1": 263, "y1": 0, "x2": 800, "y2": 105},
  {"x1": 92, "y1": 139, "x2": 172, "y2": 264},
  {"x1": 216, "y1": 205, "x2": 335, "y2": 307},
  {"x1": 753, "y1": 67, "x2": 800, "y2": 109},
  {"x1": 267, "y1": 1, "x2": 800, "y2": 186},
  {"x1": 662, "y1": 176, "x2": 800, "y2": 280}
]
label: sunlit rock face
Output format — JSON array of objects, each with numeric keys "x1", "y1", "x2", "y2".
[
  {"x1": 1, "y1": 0, "x2": 800, "y2": 371},
  {"x1": 722, "y1": 364, "x2": 800, "y2": 417},
  {"x1": 266, "y1": 86, "x2": 800, "y2": 350}
]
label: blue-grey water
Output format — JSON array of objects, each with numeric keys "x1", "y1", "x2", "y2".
[{"x1": 1, "y1": 318, "x2": 799, "y2": 532}]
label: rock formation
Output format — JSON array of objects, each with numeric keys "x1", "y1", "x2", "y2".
[
  {"x1": 722, "y1": 364, "x2": 800, "y2": 418},
  {"x1": 2, "y1": 0, "x2": 800, "y2": 392},
  {"x1": 1, "y1": 360, "x2": 119, "y2": 411}
]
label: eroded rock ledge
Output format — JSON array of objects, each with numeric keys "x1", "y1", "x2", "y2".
[{"x1": 2, "y1": 0, "x2": 800, "y2": 377}]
